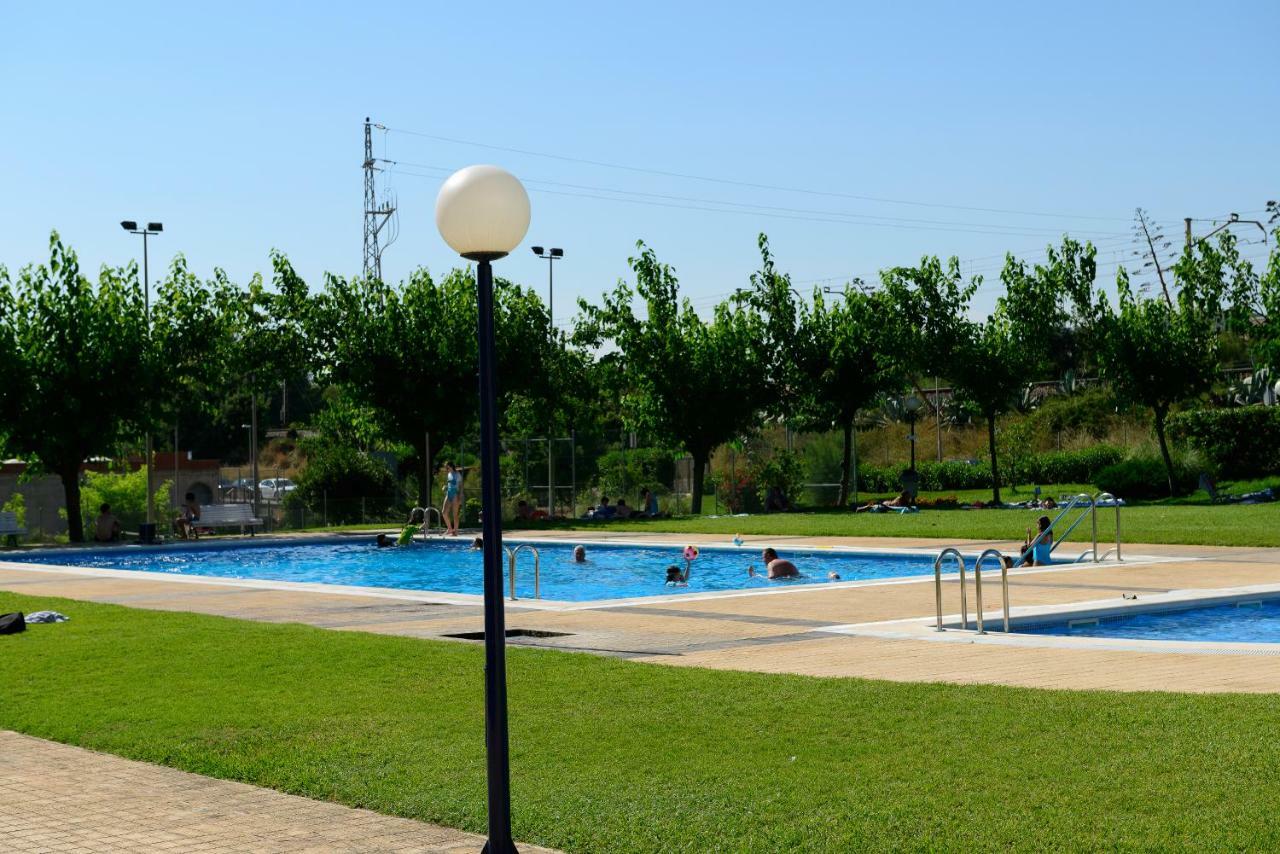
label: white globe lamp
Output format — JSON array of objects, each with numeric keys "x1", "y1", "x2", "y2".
[{"x1": 435, "y1": 165, "x2": 530, "y2": 261}]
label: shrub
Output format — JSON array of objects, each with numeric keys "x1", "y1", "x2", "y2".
[
  {"x1": 595, "y1": 448, "x2": 676, "y2": 501},
  {"x1": 290, "y1": 445, "x2": 396, "y2": 524},
  {"x1": 1029, "y1": 388, "x2": 1119, "y2": 439},
  {"x1": 1022, "y1": 445, "x2": 1125, "y2": 485},
  {"x1": 463, "y1": 497, "x2": 482, "y2": 526},
  {"x1": 854, "y1": 446, "x2": 1125, "y2": 495},
  {"x1": 748, "y1": 449, "x2": 805, "y2": 507},
  {"x1": 77, "y1": 468, "x2": 171, "y2": 532},
  {"x1": 1094, "y1": 456, "x2": 1197, "y2": 500},
  {"x1": 1167, "y1": 406, "x2": 1280, "y2": 479}
]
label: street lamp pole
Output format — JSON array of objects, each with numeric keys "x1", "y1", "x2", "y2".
[
  {"x1": 437, "y1": 165, "x2": 531, "y2": 854},
  {"x1": 905, "y1": 395, "x2": 922, "y2": 472},
  {"x1": 121, "y1": 221, "x2": 163, "y2": 541},
  {"x1": 530, "y1": 247, "x2": 563, "y2": 517}
]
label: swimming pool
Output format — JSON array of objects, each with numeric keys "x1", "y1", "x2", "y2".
[
  {"x1": 14, "y1": 538, "x2": 943, "y2": 602},
  {"x1": 1021, "y1": 597, "x2": 1280, "y2": 644}
]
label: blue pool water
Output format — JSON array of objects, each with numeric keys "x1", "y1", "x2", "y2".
[
  {"x1": 1023, "y1": 598, "x2": 1280, "y2": 643},
  {"x1": 14, "y1": 538, "x2": 939, "y2": 602}
]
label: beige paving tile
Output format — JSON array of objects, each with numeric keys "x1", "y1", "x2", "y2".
[{"x1": 0, "y1": 731, "x2": 558, "y2": 854}]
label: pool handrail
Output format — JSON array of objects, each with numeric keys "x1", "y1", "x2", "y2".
[
  {"x1": 414, "y1": 506, "x2": 443, "y2": 540},
  {"x1": 505, "y1": 543, "x2": 541, "y2": 600},
  {"x1": 933, "y1": 548, "x2": 967, "y2": 631},
  {"x1": 1016, "y1": 492, "x2": 1093, "y2": 566},
  {"x1": 1092, "y1": 492, "x2": 1122, "y2": 562},
  {"x1": 974, "y1": 548, "x2": 1012, "y2": 633}
]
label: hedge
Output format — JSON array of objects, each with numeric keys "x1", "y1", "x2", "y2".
[
  {"x1": 855, "y1": 445, "x2": 1124, "y2": 494},
  {"x1": 1094, "y1": 456, "x2": 1197, "y2": 499},
  {"x1": 1167, "y1": 406, "x2": 1280, "y2": 479}
]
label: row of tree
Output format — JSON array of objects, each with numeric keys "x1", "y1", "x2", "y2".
[{"x1": 2, "y1": 208, "x2": 1277, "y2": 538}]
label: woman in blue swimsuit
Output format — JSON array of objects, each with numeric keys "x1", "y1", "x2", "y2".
[{"x1": 442, "y1": 461, "x2": 463, "y2": 536}]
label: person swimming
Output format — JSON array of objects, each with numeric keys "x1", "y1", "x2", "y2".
[
  {"x1": 573, "y1": 545, "x2": 586, "y2": 563},
  {"x1": 471, "y1": 536, "x2": 484, "y2": 550},
  {"x1": 665, "y1": 564, "x2": 690, "y2": 586},
  {"x1": 748, "y1": 547, "x2": 800, "y2": 579},
  {"x1": 376, "y1": 533, "x2": 393, "y2": 548}
]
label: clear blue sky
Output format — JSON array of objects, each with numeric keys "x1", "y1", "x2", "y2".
[{"x1": 2, "y1": 1, "x2": 1275, "y2": 324}]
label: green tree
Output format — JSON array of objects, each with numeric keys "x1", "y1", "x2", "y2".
[
  {"x1": 579, "y1": 242, "x2": 769, "y2": 513},
  {"x1": 0, "y1": 234, "x2": 150, "y2": 541},
  {"x1": 886, "y1": 240, "x2": 1091, "y2": 503},
  {"x1": 1082, "y1": 242, "x2": 1229, "y2": 496},
  {"x1": 148, "y1": 258, "x2": 244, "y2": 449},
  {"x1": 314, "y1": 266, "x2": 556, "y2": 506}
]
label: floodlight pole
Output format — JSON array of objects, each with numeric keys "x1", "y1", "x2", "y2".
[
  {"x1": 123, "y1": 223, "x2": 161, "y2": 535},
  {"x1": 532, "y1": 247, "x2": 563, "y2": 517},
  {"x1": 474, "y1": 256, "x2": 516, "y2": 854}
]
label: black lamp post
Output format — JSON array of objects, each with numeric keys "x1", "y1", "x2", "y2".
[
  {"x1": 436, "y1": 165, "x2": 530, "y2": 854},
  {"x1": 904, "y1": 395, "x2": 922, "y2": 472},
  {"x1": 530, "y1": 246, "x2": 563, "y2": 516},
  {"x1": 121, "y1": 220, "x2": 163, "y2": 542}
]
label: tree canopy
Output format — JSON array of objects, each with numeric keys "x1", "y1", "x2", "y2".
[{"x1": 580, "y1": 241, "x2": 770, "y2": 513}]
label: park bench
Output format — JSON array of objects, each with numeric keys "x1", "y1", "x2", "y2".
[
  {"x1": 193, "y1": 504, "x2": 263, "y2": 536},
  {"x1": 0, "y1": 510, "x2": 25, "y2": 546}
]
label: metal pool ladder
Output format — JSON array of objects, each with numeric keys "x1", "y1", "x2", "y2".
[
  {"x1": 413, "y1": 506, "x2": 444, "y2": 540},
  {"x1": 934, "y1": 547, "x2": 1012, "y2": 634},
  {"x1": 504, "y1": 544, "x2": 541, "y2": 600}
]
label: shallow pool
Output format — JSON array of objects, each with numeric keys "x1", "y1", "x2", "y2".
[
  {"x1": 1022, "y1": 598, "x2": 1280, "y2": 643},
  {"x1": 15, "y1": 538, "x2": 940, "y2": 602}
]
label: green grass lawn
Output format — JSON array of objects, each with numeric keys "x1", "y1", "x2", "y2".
[
  {"x1": 510, "y1": 502, "x2": 1280, "y2": 548},
  {"x1": 5, "y1": 593, "x2": 1280, "y2": 851}
]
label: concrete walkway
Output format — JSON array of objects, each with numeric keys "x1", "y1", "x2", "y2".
[
  {"x1": 0, "y1": 730, "x2": 556, "y2": 854},
  {"x1": 5, "y1": 532, "x2": 1280, "y2": 693}
]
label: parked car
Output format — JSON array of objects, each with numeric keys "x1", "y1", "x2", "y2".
[
  {"x1": 257, "y1": 478, "x2": 296, "y2": 501},
  {"x1": 221, "y1": 478, "x2": 256, "y2": 503}
]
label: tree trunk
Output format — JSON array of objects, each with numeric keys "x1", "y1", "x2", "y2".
[
  {"x1": 839, "y1": 420, "x2": 854, "y2": 506},
  {"x1": 1153, "y1": 406, "x2": 1176, "y2": 497},
  {"x1": 690, "y1": 449, "x2": 707, "y2": 515},
  {"x1": 61, "y1": 468, "x2": 84, "y2": 543},
  {"x1": 987, "y1": 413, "x2": 1001, "y2": 505}
]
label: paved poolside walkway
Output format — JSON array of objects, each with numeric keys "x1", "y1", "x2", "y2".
[
  {"x1": 0, "y1": 730, "x2": 558, "y2": 853},
  {"x1": 4, "y1": 531, "x2": 1280, "y2": 693}
]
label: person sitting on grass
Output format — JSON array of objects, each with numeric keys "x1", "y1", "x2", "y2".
[
  {"x1": 854, "y1": 491, "x2": 913, "y2": 513},
  {"x1": 748, "y1": 547, "x2": 799, "y2": 579},
  {"x1": 515, "y1": 499, "x2": 534, "y2": 521},
  {"x1": 639, "y1": 488, "x2": 660, "y2": 517},
  {"x1": 94, "y1": 503, "x2": 121, "y2": 543},
  {"x1": 175, "y1": 492, "x2": 200, "y2": 539},
  {"x1": 764, "y1": 486, "x2": 791, "y2": 512},
  {"x1": 1020, "y1": 515, "x2": 1053, "y2": 566},
  {"x1": 594, "y1": 497, "x2": 617, "y2": 520},
  {"x1": 615, "y1": 499, "x2": 632, "y2": 519}
]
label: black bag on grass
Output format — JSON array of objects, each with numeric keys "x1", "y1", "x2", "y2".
[{"x1": 0, "y1": 612, "x2": 25, "y2": 634}]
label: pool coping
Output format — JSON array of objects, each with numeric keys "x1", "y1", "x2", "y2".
[
  {"x1": 821, "y1": 581, "x2": 1280, "y2": 656},
  {"x1": 0, "y1": 532, "x2": 1177, "y2": 612}
]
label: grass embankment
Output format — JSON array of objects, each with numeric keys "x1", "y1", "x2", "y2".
[{"x1": 5, "y1": 594, "x2": 1280, "y2": 851}]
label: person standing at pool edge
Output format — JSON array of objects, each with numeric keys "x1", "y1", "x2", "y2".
[{"x1": 442, "y1": 462, "x2": 462, "y2": 536}]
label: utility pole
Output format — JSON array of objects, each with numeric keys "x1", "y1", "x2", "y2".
[
  {"x1": 1185, "y1": 217, "x2": 1193, "y2": 249},
  {"x1": 362, "y1": 118, "x2": 397, "y2": 280}
]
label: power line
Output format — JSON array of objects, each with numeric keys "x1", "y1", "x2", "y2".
[
  {"x1": 383, "y1": 158, "x2": 1130, "y2": 237},
  {"x1": 392, "y1": 167, "x2": 1134, "y2": 241},
  {"x1": 380, "y1": 124, "x2": 1138, "y2": 223}
]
